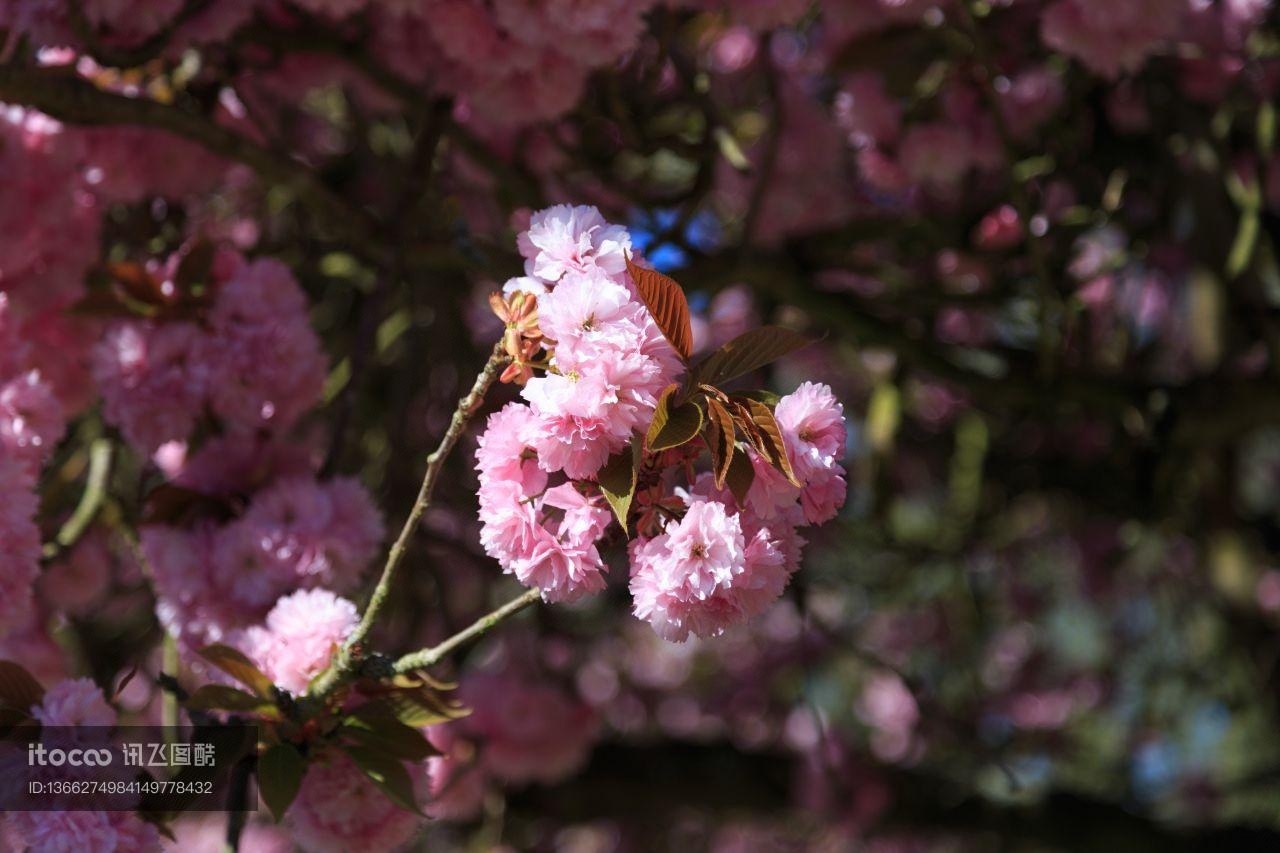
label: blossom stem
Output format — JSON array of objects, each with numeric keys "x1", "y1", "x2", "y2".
[
  {"x1": 391, "y1": 587, "x2": 543, "y2": 675},
  {"x1": 308, "y1": 343, "x2": 508, "y2": 699}
]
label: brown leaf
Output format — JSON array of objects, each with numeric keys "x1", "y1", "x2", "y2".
[
  {"x1": 647, "y1": 383, "x2": 704, "y2": 451},
  {"x1": 691, "y1": 326, "x2": 814, "y2": 389},
  {"x1": 704, "y1": 397, "x2": 736, "y2": 489},
  {"x1": 196, "y1": 645, "x2": 275, "y2": 697},
  {"x1": 0, "y1": 660, "x2": 44, "y2": 714},
  {"x1": 739, "y1": 397, "x2": 801, "y2": 487},
  {"x1": 725, "y1": 447, "x2": 756, "y2": 506},
  {"x1": 626, "y1": 255, "x2": 693, "y2": 360},
  {"x1": 105, "y1": 260, "x2": 168, "y2": 307}
]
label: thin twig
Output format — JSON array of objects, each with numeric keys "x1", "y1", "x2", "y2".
[
  {"x1": 392, "y1": 588, "x2": 543, "y2": 675},
  {"x1": 42, "y1": 437, "x2": 112, "y2": 560},
  {"x1": 308, "y1": 343, "x2": 509, "y2": 698}
]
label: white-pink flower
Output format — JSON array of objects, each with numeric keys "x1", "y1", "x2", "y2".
[
  {"x1": 242, "y1": 589, "x2": 359, "y2": 695},
  {"x1": 775, "y1": 381, "x2": 847, "y2": 483},
  {"x1": 31, "y1": 678, "x2": 115, "y2": 727},
  {"x1": 517, "y1": 204, "x2": 631, "y2": 284}
]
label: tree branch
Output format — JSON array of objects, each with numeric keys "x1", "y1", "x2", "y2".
[
  {"x1": 308, "y1": 343, "x2": 509, "y2": 699},
  {"x1": 0, "y1": 63, "x2": 387, "y2": 262},
  {"x1": 42, "y1": 437, "x2": 112, "y2": 560},
  {"x1": 392, "y1": 587, "x2": 542, "y2": 675}
]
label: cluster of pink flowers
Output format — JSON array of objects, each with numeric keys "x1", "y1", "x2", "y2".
[
  {"x1": 476, "y1": 205, "x2": 847, "y2": 640},
  {"x1": 369, "y1": 0, "x2": 655, "y2": 127},
  {"x1": 144, "y1": 452, "x2": 383, "y2": 651},
  {"x1": 238, "y1": 588, "x2": 360, "y2": 695},
  {"x1": 93, "y1": 250, "x2": 327, "y2": 454},
  {"x1": 423, "y1": 668, "x2": 599, "y2": 821},
  {"x1": 477, "y1": 205, "x2": 681, "y2": 602},
  {"x1": 0, "y1": 679, "x2": 161, "y2": 853},
  {"x1": 0, "y1": 294, "x2": 65, "y2": 641},
  {"x1": 284, "y1": 748, "x2": 427, "y2": 853}
]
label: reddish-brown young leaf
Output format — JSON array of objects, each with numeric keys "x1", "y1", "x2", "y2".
[
  {"x1": 105, "y1": 260, "x2": 169, "y2": 307},
  {"x1": 740, "y1": 397, "x2": 802, "y2": 487},
  {"x1": 0, "y1": 660, "x2": 44, "y2": 713},
  {"x1": 626, "y1": 255, "x2": 693, "y2": 360},
  {"x1": 704, "y1": 397, "x2": 736, "y2": 489},
  {"x1": 691, "y1": 326, "x2": 815, "y2": 389},
  {"x1": 727, "y1": 398, "x2": 766, "y2": 455},
  {"x1": 196, "y1": 645, "x2": 275, "y2": 697},
  {"x1": 724, "y1": 446, "x2": 755, "y2": 506}
]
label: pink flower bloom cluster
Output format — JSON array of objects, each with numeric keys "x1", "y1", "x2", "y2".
[
  {"x1": 0, "y1": 455, "x2": 41, "y2": 635},
  {"x1": 145, "y1": 468, "x2": 383, "y2": 650},
  {"x1": 0, "y1": 106, "x2": 99, "y2": 319},
  {"x1": 477, "y1": 205, "x2": 683, "y2": 603},
  {"x1": 0, "y1": 298, "x2": 63, "y2": 641},
  {"x1": 422, "y1": 668, "x2": 598, "y2": 821},
  {"x1": 0, "y1": 297, "x2": 65, "y2": 478},
  {"x1": 1, "y1": 679, "x2": 161, "y2": 853},
  {"x1": 370, "y1": 0, "x2": 655, "y2": 127},
  {"x1": 238, "y1": 589, "x2": 359, "y2": 695},
  {"x1": 285, "y1": 749, "x2": 427, "y2": 853},
  {"x1": 1042, "y1": 0, "x2": 1185, "y2": 79},
  {"x1": 477, "y1": 206, "x2": 847, "y2": 639},
  {"x1": 0, "y1": 0, "x2": 245, "y2": 51},
  {"x1": 93, "y1": 252, "x2": 328, "y2": 454}
]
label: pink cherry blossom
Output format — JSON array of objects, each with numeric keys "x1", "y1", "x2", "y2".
[
  {"x1": 460, "y1": 671, "x2": 598, "y2": 784},
  {"x1": 1041, "y1": 0, "x2": 1185, "y2": 79},
  {"x1": 204, "y1": 258, "x2": 328, "y2": 436},
  {"x1": 775, "y1": 381, "x2": 847, "y2": 484},
  {"x1": 32, "y1": 677, "x2": 115, "y2": 726},
  {"x1": 286, "y1": 749, "x2": 426, "y2": 853},
  {"x1": 0, "y1": 452, "x2": 41, "y2": 638},
  {"x1": 0, "y1": 369, "x2": 64, "y2": 475},
  {"x1": 242, "y1": 589, "x2": 359, "y2": 695},
  {"x1": 517, "y1": 204, "x2": 631, "y2": 284},
  {"x1": 93, "y1": 321, "x2": 208, "y2": 454},
  {"x1": 4, "y1": 811, "x2": 160, "y2": 853}
]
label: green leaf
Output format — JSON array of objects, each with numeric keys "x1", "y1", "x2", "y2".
[
  {"x1": 739, "y1": 389, "x2": 781, "y2": 407},
  {"x1": 342, "y1": 703, "x2": 438, "y2": 761},
  {"x1": 691, "y1": 326, "x2": 814, "y2": 390},
  {"x1": 704, "y1": 397, "x2": 736, "y2": 489},
  {"x1": 647, "y1": 384, "x2": 705, "y2": 451},
  {"x1": 196, "y1": 645, "x2": 274, "y2": 697},
  {"x1": 344, "y1": 746, "x2": 425, "y2": 816},
  {"x1": 185, "y1": 684, "x2": 275, "y2": 714},
  {"x1": 1226, "y1": 208, "x2": 1260, "y2": 279},
  {"x1": 739, "y1": 397, "x2": 801, "y2": 487},
  {"x1": 626, "y1": 255, "x2": 693, "y2": 360},
  {"x1": 0, "y1": 660, "x2": 44, "y2": 714},
  {"x1": 380, "y1": 688, "x2": 470, "y2": 728},
  {"x1": 258, "y1": 742, "x2": 307, "y2": 822},
  {"x1": 725, "y1": 446, "x2": 756, "y2": 506},
  {"x1": 597, "y1": 439, "x2": 641, "y2": 534}
]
